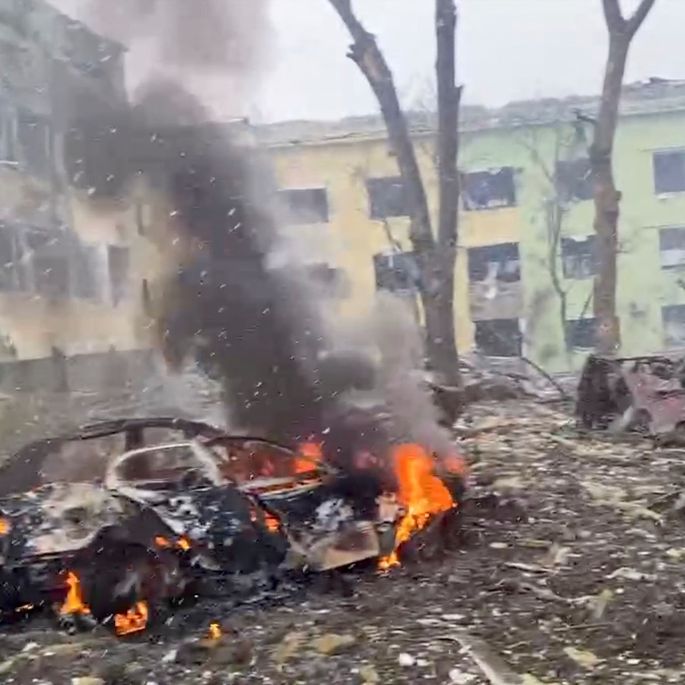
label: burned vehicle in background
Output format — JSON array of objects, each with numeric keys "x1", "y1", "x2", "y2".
[
  {"x1": 576, "y1": 354, "x2": 685, "y2": 436},
  {"x1": 0, "y1": 424, "x2": 464, "y2": 633}
]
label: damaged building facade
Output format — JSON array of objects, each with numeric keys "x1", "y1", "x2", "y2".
[
  {"x1": 0, "y1": 0, "x2": 156, "y2": 392},
  {"x1": 262, "y1": 80, "x2": 685, "y2": 373}
]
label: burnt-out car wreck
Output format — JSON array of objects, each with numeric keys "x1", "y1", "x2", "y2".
[
  {"x1": 576, "y1": 354, "x2": 685, "y2": 438},
  {"x1": 0, "y1": 420, "x2": 465, "y2": 635}
]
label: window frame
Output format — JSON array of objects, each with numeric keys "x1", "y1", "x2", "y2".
[
  {"x1": 662, "y1": 304, "x2": 685, "y2": 348},
  {"x1": 278, "y1": 187, "x2": 330, "y2": 225},
  {"x1": 653, "y1": 149, "x2": 685, "y2": 195},
  {"x1": 467, "y1": 242, "x2": 521, "y2": 283},
  {"x1": 659, "y1": 226, "x2": 685, "y2": 270},
  {"x1": 565, "y1": 317, "x2": 598, "y2": 351},
  {"x1": 366, "y1": 176, "x2": 409, "y2": 220},
  {"x1": 561, "y1": 235, "x2": 597, "y2": 280},
  {"x1": 461, "y1": 167, "x2": 517, "y2": 212},
  {"x1": 473, "y1": 318, "x2": 523, "y2": 357}
]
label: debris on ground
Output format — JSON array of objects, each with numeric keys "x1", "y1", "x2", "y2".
[{"x1": 1, "y1": 398, "x2": 684, "y2": 683}]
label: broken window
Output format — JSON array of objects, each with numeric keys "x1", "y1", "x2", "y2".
[
  {"x1": 0, "y1": 106, "x2": 17, "y2": 164},
  {"x1": 373, "y1": 251, "x2": 419, "y2": 294},
  {"x1": 561, "y1": 236, "x2": 596, "y2": 279},
  {"x1": 366, "y1": 177, "x2": 409, "y2": 219},
  {"x1": 565, "y1": 318, "x2": 597, "y2": 350},
  {"x1": 17, "y1": 109, "x2": 51, "y2": 177},
  {"x1": 72, "y1": 244, "x2": 100, "y2": 300},
  {"x1": 474, "y1": 319, "x2": 522, "y2": 357},
  {"x1": 108, "y1": 245, "x2": 130, "y2": 306},
  {"x1": 278, "y1": 187, "x2": 329, "y2": 224},
  {"x1": 468, "y1": 243, "x2": 520, "y2": 283},
  {"x1": 662, "y1": 305, "x2": 685, "y2": 348},
  {"x1": 462, "y1": 167, "x2": 516, "y2": 211},
  {"x1": 659, "y1": 227, "x2": 685, "y2": 269},
  {"x1": 28, "y1": 232, "x2": 70, "y2": 299},
  {"x1": 653, "y1": 150, "x2": 685, "y2": 194},
  {"x1": 555, "y1": 158, "x2": 593, "y2": 202}
]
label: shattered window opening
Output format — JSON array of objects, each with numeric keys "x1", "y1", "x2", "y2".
[
  {"x1": 555, "y1": 158, "x2": 593, "y2": 202},
  {"x1": 72, "y1": 243, "x2": 100, "y2": 301},
  {"x1": 562, "y1": 235, "x2": 597, "y2": 279},
  {"x1": 29, "y1": 237, "x2": 70, "y2": 299},
  {"x1": 662, "y1": 305, "x2": 685, "y2": 348},
  {"x1": 0, "y1": 105, "x2": 18, "y2": 164},
  {"x1": 566, "y1": 317, "x2": 598, "y2": 350},
  {"x1": 659, "y1": 227, "x2": 685, "y2": 269},
  {"x1": 373, "y1": 251, "x2": 419, "y2": 294},
  {"x1": 17, "y1": 108, "x2": 51, "y2": 177},
  {"x1": 474, "y1": 319, "x2": 522, "y2": 357},
  {"x1": 278, "y1": 187, "x2": 329, "y2": 224},
  {"x1": 108, "y1": 245, "x2": 130, "y2": 306},
  {"x1": 653, "y1": 150, "x2": 685, "y2": 194},
  {"x1": 467, "y1": 243, "x2": 521, "y2": 283},
  {"x1": 366, "y1": 176, "x2": 409, "y2": 219},
  {"x1": 462, "y1": 167, "x2": 516, "y2": 211}
]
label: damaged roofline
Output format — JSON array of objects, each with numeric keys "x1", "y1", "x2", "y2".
[{"x1": 257, "y1": 78, "x2": 685, "y2": 150}]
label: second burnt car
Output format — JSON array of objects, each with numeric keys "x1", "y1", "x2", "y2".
[{"x1": 0, "y1": 433, "x2": 403, "y2": 625}]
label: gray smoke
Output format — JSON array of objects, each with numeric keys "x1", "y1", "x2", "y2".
[
  {"x1": 67, "y1": 0, "x2": 453, "y2": 474},
  {"x1": 76, "y1": 0, "x2": 271, "y2": 117}
]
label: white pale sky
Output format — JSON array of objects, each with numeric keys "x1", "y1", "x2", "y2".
[{"x1": 53, "y1": 0, "x2": 685, "y2": 123}]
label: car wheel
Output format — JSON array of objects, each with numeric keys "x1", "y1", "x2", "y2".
[{"x1": 77, "y1": 538, "x2": 162, "y2": 622}]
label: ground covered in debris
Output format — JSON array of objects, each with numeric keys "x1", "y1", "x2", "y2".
[{"x1": 4, "y1": 398, "x2": 685, "y2": 684}]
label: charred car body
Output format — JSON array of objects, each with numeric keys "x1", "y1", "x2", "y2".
[
  {"x1": 576, "y1": 354, "x2": 685, "y2": 436},
  {"x1": 0, "y1": 423, "x2": 430, "y2": 626}
]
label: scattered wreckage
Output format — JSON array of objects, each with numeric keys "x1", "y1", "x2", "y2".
[
  {"x1": 0, "y1": 419, "x2": 465, "y2": 635},
  {"x1": 576, "y1": 354, "x2": 685, "y2": 438}
]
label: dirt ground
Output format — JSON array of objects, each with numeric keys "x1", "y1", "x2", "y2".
[{"x1": 3, "y1": 398, "x2": 685, "y2": 684}]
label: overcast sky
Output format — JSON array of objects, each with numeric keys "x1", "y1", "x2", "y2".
[{"x1": 54, "y1": 0, "x2": 685, "y2": 123}]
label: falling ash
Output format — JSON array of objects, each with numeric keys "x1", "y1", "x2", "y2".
[{"x1": 70, "y1": 0, "x2": 454, "y2": 472}]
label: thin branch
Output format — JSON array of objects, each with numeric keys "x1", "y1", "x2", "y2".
[
  {"x1": 381, "y1": 219, "x2": 403, "y2": 253},
  {"x1": 626, "y1": 0, "x2": 657, "y2": 37}
]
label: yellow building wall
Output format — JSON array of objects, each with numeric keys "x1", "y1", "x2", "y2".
[
  {"x1": 0, "y1": 178, "x2": 159, "y2": 361},
  {"x1": 270, "y1": 132, "x2": 523, "y2": 354}
]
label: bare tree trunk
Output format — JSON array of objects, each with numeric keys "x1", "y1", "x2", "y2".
[
  {"x1": 592, "y1": 0, "x2": 656, "y2": 355},
  {"x1": 430, "y1": 0, "x2": 462, "y2": 387},
  {"x1": 327, "y1": 0, "x2": 461, "y2": 388}
]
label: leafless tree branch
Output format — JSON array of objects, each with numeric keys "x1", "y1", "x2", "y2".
[{"x1": 626, "y1": 0, "x2": 657, "y2": 37}]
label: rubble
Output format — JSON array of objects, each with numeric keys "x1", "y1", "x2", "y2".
[
  {"x1": 1, "y1": 397, "x2": 684, "y2": 683},
  {"x1": 576, "y1": 353, "x2": 685, "y2": 437}
]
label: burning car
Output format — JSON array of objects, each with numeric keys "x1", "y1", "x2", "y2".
[{"x1": 0, "y1": 432, "x2": 464, "y2": 635}]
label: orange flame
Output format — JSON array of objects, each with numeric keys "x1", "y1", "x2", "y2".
[
  {"x1": 208, "y1": 622, "x2": 222, "y2": 640},
  {"x1": 379, "y1": 444, "x2": 455, "y2": 569},
  {"x1": 114, "y1": 601, "x2": 149, "y2": 636},
  {"x1": 295, "y1": 441, "x2": 322, "y2": 474},
  {"x1": 264, "y1": 512, "x2": 280, "y2": 533},
  {"x1": 155, "y1": 535, "x2": 191, "y2": 551},
  {"x1": 61, "y1": 570, "x2": 149, "y2": 636},
  {"x1": 60, "y1": 571, "x2": 91, "y2": 616},
  {"x1": 154, "y1": 535, "x2": 172, "y2": 548},
  {"x1": 0, "y1": 517, "x2": 10, "y2": 535}
]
